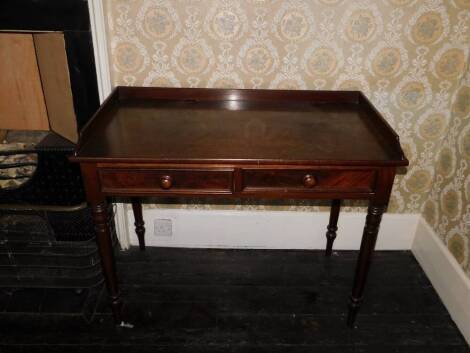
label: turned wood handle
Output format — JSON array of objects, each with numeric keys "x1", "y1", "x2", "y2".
[
  {"x1": 303, "y1": 174, "x2": 316, "y2": 188},
  {"x1": 160, "y1": 175, "x2": 173, "y2": 189}
]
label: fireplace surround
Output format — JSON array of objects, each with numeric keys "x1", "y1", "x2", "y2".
[{"x1": 0, "y1": 0, "x2": 112, "y2": 289}]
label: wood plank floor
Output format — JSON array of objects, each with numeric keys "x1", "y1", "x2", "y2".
[{"x1": 0, "y1": 248, "x2": 468, "y2": 352}]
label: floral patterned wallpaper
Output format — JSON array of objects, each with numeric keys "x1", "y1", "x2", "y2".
[
  {"x1": 423, "y1": 62, "x2": 470, "y2": 276},
  {"x1": 104, "y1": 0, "x2": 470, "y2": 276}
]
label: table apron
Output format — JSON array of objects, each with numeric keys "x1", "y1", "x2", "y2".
[{"x1": 97, "y1": 166, "x2": 379, "y2": 200}]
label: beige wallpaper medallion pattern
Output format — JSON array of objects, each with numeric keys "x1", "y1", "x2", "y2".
[{"x1": 104, "y1": 0, "x2": 470, "y2": 277}]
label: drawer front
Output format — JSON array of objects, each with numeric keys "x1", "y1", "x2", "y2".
[
  {"x1": 99, "y1": 168, "x2": 233, "y2": 194},
  {"x1": 242, "y1": 169, "x2": 375, "y2": 193}
]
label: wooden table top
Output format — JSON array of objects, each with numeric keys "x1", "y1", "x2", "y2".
[{"x1": 73, "y1": 87, "x2": 408, "y2": 167}]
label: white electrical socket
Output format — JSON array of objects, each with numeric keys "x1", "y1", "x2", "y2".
[{"x1": 153, "y1": 219, "x2": 173, "y2": 237}]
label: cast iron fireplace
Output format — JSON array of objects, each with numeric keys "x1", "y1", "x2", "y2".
[{"x1": 0, "y1": 0, "x2": 112, "y2": 289}]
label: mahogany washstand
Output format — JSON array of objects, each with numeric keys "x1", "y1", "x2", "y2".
[{"x1": 70, "y1": 87, "x2": 408, "y2": 327}]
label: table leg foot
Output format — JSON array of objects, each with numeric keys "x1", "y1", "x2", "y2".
[
  {"x1": 131, "y1": 199, "x2": 146, "y2": 251},
  {"x1": 347, "y1": 296, "x2": 362, "y2": 328},
  {"x1": 110, "y1": 296, "x2": 124, "y2": 324},
  {"x1": 325, "y1": 199, "x2": 341, "y2": 256}
]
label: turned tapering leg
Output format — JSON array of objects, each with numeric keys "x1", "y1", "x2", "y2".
[
  {"x1": 91, "y1": 201, "x2": 123, "y2": 324},
  {"x1": 347, "y1": 204, "x2": 386, "y2": 327},
  {"x1": 131, "y1": 199, "x2": 146, "y2": 251},
  {"x1": 325, "y1": 199, "x2": 341, "y2": 256}
]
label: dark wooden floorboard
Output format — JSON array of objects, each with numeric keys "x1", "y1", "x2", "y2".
[{"x1": 0, "y1": 248, "x2": 468, "y2": 352}]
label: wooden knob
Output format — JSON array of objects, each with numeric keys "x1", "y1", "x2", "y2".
[
  {"x1": 303, "y1": 174, "x2": 316, "y2": 188},
  {"x1": 160, "y1": 175, "x2": 172, "y2": 189}
]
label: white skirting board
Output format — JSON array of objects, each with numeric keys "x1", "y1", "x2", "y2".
[
  {"x1": 412, "y1": 218, "x2": 470, "y2": 345},
  {"x1": 125, "y1": 208, "x2": 419, "y2": 250}
]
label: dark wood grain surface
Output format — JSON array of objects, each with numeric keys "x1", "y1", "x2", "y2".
[{"x1": 73, "y1": 87, "x2": 407, "y2": 166}]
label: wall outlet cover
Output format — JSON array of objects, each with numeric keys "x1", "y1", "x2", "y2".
[{"x1": 153, "y1": 218, "x2": 172, "y2": 237}]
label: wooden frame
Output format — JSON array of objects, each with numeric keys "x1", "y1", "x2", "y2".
[{"x1": 0, "y1": 32, "x2": 78, "y2": 142}]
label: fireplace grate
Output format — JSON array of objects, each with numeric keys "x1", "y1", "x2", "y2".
[{"x1": 0, "y1": 205, "x2": 116, "y2": 289}]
